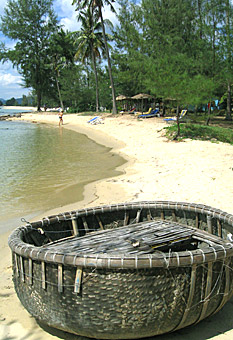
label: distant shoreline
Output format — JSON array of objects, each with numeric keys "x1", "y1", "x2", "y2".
[{"x1": 1, "y1": 105, "x2": 37, "y2": 111}]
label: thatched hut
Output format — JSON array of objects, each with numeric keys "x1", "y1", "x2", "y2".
[
  {"x1": 116, "y1": 95, "x2": 132, "y2": 111},
  {"x1": 131, "y1": 93, "x2": 155, "y2": 112}
]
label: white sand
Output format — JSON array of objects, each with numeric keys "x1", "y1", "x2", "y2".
[{"x1": 1, "y1": 112, "x2": 232, "y2": 339}]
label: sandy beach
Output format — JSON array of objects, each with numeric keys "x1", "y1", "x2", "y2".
[{"x1": 0, "y1": 112, "x2": 232, "y2": 339}]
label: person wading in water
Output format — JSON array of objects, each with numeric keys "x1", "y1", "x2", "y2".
[{"x1": 59, "y1": 110, "x2": 63, "y2": 126}]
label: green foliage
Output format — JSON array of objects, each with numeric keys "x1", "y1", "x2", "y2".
[
  {"x1": 0, "y1": 0, "x2": 232, "y2": 118},
  {"x1": 74, "y1": 6, "x2": 108, "y2": 111},
  {"x1": 0, "y1": 0, "x2": 59, "y2": 110},
  {"x1": 112, "y1": 0, "x2": 232, "y2": 126},
  {"x1": 5, "y1": 97, "x2": 18, "y2": 106},
  {"x1": 165, "y1": 123, "x2": 233, "y2": 145},
  {"x1": 58, "y1": 63, "x2": 100, "y2": 112},
  {"x1": 47, "y1": 29, "x2": 77, "y2": 108},
  {"x1": 72, "y1": 0, "x2": 117, "y2": 113},
  {"x1": 21, "y1": 95, "x2": 29, "y2": 106}
]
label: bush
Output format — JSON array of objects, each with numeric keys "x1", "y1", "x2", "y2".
[{"x1": 165, "y1": 123, "x2": 233, "y2": 145}]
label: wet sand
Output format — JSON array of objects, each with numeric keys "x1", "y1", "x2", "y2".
[{"x1": 0, "y1": 112, "x2": 232, "y2": 339}]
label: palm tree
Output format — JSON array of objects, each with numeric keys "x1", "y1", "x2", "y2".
[
  {"x1": 75, "y1": 7, "x2": 106, "y2": 112},
  {"x1": 73, "y1": 0, "x2": 117, "y2": 114}
]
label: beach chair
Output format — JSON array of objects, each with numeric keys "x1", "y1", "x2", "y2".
[
  {"x1": 138, "y1": 108, "x2": 160, "y2": 118},
  {"x1": 135, "y1": 107, "x2": 152, "y2": 117},
  {"x1": 120, "y1": 107, "x2": 136, "y2": 114},
  {"x1": 120, "y1": 107, "x2": 137, "y2": 114},
  {"x1": 87, "y1": 116, "x2": 104, "y2": 125},
  {"x1": 163, "y1": 110, "x2": 187, "y2": 122}
]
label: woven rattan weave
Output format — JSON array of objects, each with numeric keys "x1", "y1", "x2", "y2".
[{"x1": 8, "y1": 201, "x2": 233, "y2": 339}]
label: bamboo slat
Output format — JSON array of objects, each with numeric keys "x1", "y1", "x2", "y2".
[
  {"x1": 174, "y1": 264, "x2": 197, "y2": 330},
  {"x1": 72, "y1": 219, "x2": 79, "y2": 236},
  {"x1": 58, "y1": 264, "x2": 63, "y2": 293},
  {"x1": 20, "y1": 256, "x2": 24, "y2": 282},
  {"x1": 41, "y1": 261, "x2": 46, "y2": 290},
  {"x1": 28, "y1": 258, "x2": 33, "y2": 285},
  {"x1": 74, "y1": 268, "x2": 83, "y2": 293},
  {"x1": 196, "y1": 262, "x2": 213, "y2": 323}
]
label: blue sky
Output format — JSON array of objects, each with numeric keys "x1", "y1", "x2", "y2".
[{"x1": 0, "y1": 0, "x2": 122, "y2": 100}]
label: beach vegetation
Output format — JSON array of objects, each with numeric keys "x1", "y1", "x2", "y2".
[
  {"x1": 113, "y1": 0, "x2": 232, "y2": 125},
  {"x1": 21, "y1": 95, "x2": 30, "y2": 107},
  {"x1": 165, "y1": 123, "x2": 233, "y2": 145}
]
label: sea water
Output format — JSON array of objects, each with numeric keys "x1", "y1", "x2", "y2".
[{"x1": 0, "y1": 108, "x2": 125, "y2": 233}]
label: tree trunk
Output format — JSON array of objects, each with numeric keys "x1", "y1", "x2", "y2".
[
  {"x1": 206, "y1": 100, "x2": 211, "y2": 125},
  {"x1": 91, "y1": 45, "x2": 100, "y2": 112},
  {"x1": 225, "y1": 1, "x2": 232, "y2": 121},
  {"x1": 195, "y1": 105, "x2": 198, "y2": 116},
  {"x1": 174, "y1": 105, "x2": 180, "y2": 140},
  {"x1": 99, "y1": 7, "x2": 117, "y2": 114},
  {"x1": 197, "y1": 0, "x2": 203, "y2": 39},
  {"x1": 55, "y1": 73, "x2": 64, "y2": 110},
  {"x1": 37, "y1": 89, "x2": 41, "y2": 111},
  {"x1": 226, "y1": 81, "x2": 232, "y2": 121}
]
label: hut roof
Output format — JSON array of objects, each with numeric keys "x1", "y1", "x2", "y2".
[
  {"x1": 131, "y1": 93, "x2": 154, "y2": 100},
  {"x1": 116, "y1": 95, "x2": 131, "y2": 101}
]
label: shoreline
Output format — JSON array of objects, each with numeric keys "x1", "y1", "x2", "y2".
[
  {"x1": 12, "y1": 112, "x2": 233, "y2": 214},
  {"x1": 1, "y1": 112, "x2": 233, "y2": 339},
  {"x1": 14, "y1": 113, "x2": 130, "y2": 218}
]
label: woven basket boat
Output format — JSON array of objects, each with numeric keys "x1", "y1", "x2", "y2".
[{"x1": 8, "y1": 201, "x2": 233, "y2": 339}]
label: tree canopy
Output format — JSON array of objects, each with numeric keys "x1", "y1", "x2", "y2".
[
  {"x1": 0, "y1": 0, "x2": 59, "y2": 110},
  {"x1": 113, "y1": 0, "x2": 232, "y2": 119},
  {"x1": 0, "y1": 0, "x2": 232, "y2": 118}
]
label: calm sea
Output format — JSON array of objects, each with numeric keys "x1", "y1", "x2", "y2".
[{"x1": 0, "y1": 107, "x2": 125, "y2": 233}]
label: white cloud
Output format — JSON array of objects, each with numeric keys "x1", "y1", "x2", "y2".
[
  {"x1": 0, "y1": 62, "x2": 28, "y2": 99},
  {"x1": 102, "y1": 2, "x2": 120, "y2": 26},
  {"x1": 0, "y1": 72, "x2": 21, "y2": 86},
  {"x1": 54, "y1": 0, "x2": 81, "y2": 31},
  {"x1": 0, "y1": 0, "x2": 7, "y2": 16},
  {"x1": 59, "y1": 16, "x2": 81, "y2": 32},
  {"x1": 54, "y1": 0, "x2": 120, "y2": 32}
]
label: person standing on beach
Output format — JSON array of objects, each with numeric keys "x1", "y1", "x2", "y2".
[{"x1": 59, "y1": 110, "x2": 63, "y2": 126}]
